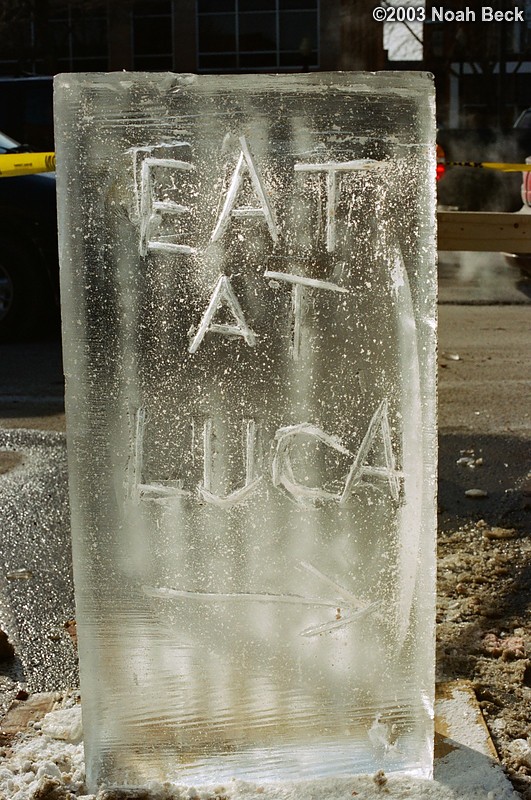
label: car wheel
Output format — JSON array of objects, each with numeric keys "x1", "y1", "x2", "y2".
[{"x1": 0, "y1": 237, "x2": 53, "y2": 341}]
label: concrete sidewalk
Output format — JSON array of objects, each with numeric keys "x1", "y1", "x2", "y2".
[
  {"x1": 438, "y1": 305, "x2": 530, "y2": 533},
  {"x1": 438, "y1": 305, "x2": 530, "y2": 437}
]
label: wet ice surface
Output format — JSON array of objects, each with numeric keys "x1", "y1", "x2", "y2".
[
  {"x1": 54, "y1": 72, "x2": 437, "y2": 790},
  {"x1": 0, "y1": 428, "x2": 77, "y2": 708}
]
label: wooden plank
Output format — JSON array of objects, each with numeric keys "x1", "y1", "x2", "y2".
[
  {"x1": 0, "y1": 692, "x2": 58, "y2": 747},
  {"x1": 438, "y1": 211, "x2": 531, "y2": 252},
  {"x1": 434, "y1": 680, "x2": 517, "y2": 795},
  {"x1": 435, "y1": 679, "x2": 499, "y2": 762}
]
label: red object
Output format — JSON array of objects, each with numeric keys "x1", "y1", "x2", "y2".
[
  {"x1": 522, "y1": 159, "x2": 531, "y2": 207},
  {"x1": 436, "y1": 143, "x2": 446, "y2": 181}
]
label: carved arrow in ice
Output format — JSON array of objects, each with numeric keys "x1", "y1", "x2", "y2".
[
  {"x1": 296, "y1": 561, "x2": 382, "y2": 637},
  {"x1": 143, "y1": 561, "x2": 381, "y2": 638}
]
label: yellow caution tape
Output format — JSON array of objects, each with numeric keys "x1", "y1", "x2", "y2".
[
  {"x1": 3, "y1": 152, "x2": 528, "y2": 177},
  {"x1": 446, "y1": 160, "x2": 531, "y2": 173},
  {"x1": 0, "y1": 152, "x2": 56, "y2": 178}
]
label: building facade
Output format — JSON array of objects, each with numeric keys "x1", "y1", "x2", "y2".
[
  {"x1": 423, "y1": 0, "x2": 531, "y2": 127},
  {"x1": 0, "y1": 0, "x2": 378, "y2": 76}
]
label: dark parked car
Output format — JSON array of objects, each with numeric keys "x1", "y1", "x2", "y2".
[
  {"x1": 0, "y1": 131, "x2": 58, "y2": 341},
  {"x1": 0, "y1": 76, "x2": 54, "y2": 152}
]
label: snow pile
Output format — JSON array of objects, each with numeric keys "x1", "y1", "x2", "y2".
[
  {"x1": 91, "y1": 771, "x2": 520, "y2": 800},
  {"x1": 38, "y1": 706, "x2": 83, "y2": 744},
  {"x1": 0, "y1": 703, "x2": 520, "y2": 800},
  {"x1": 0, "y1": 704, "x2": 85, "y2": 799}
]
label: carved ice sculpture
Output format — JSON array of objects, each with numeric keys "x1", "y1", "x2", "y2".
[{"x1": 54, "y1": 72, "x2": 437, "y2": 792}]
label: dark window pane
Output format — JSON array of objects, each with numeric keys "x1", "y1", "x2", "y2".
[
  {"x1": 133, "y1": 54, "x2": 174, "y2": 69},
  {"x1": 51, "y1": 21, "x2": 70, "y2": 59},
  {"x1": 239, "y1": 51, "x2": 277, "y2": 68},
  {"x1": 71, "y1": 18, "x2": 108, "y2": 57},
  {"x1": 134, "y1": 16, "x2": 172, "y2": 54},
  {"x1": 57, "y1": 57, "x2": 109, "y2": 71},
  {"x1": 7, "y1": 18, "x2": 33, "y2": 53},
  {"x1": 70, "y1": 4, "x2": 105, "y2": 18},
  {"x1": 279, "y1": 49, "x2": 317, "y2": 67},
  {"x1": 198, "y1": 14, "x2": 236, "y2": 52},
  {"x1": 0, "y1": 61, "x2": 23, "y2": 75},
  {"x1": 239, "y1": 0, "x2": 276, "y2": 10},
  {"x1": 279, "y1": 0, "x2": 317, "y2": 8},
  {"x1": 279, "y1": 11, "x2": 317, "y2": 50},
  {"x1": 74, "y1": 57, "x2": 109, "y2": 71},
  {"x1": 239, "y1": 12, "x2": 276, "y2": 50},
  {"x1": 431, "y1": 30, "x2": 444, "y2": 58},
  {"x1": 134, "y1": 1, "x2": 172, "y2": 13},
  {"x1": 198, "y1": 53, "x2": 238, "y2": 69},
  {"x1": 197, "y1": 0, "x2": 234, "y2": 12}
]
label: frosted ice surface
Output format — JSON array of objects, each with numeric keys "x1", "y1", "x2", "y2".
[{"x1": 54, "y1": 72, "x2": 437, "y2": 793}]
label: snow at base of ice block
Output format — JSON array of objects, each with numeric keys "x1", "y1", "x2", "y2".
[{"x1": 0, "y1": 697, "x2": 519, "y2": 800}]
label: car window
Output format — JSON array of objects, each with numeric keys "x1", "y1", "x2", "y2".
[
  {"x1": 515, "y1": 110, "x2": 531, "y2": 130},
  {"x1": 0, "y1": 130, "x2": 21, "y2": 152}
]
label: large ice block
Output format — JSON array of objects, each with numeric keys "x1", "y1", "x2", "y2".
[{"x1": 54, "y1": 72, "x2": 437, "y2": 792}]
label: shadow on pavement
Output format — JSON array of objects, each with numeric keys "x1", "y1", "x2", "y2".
[{"x1": 438, "y1": 431, "x2": 530, "y2": 533}]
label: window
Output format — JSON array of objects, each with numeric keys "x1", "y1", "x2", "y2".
[
  {"x1": 50, "y1": 4, "x2": 108, "y2": 72},
  {"x1": 197, "y1": 0, "x2": 319, "y2": 72},
  {"x1": 133, "y1": 1, "x2": 173, "y2": 70}
]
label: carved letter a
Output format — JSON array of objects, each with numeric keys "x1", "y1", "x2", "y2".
[
  {"x1": 211, "y1": 136, "x2": 278, "y2": 243},
  {"x1": 340, "y1": 399, "x2": 402, "y2": 504},
  {"x1": 188, "y1": 275, "x2": 257, "y2": 353}
]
